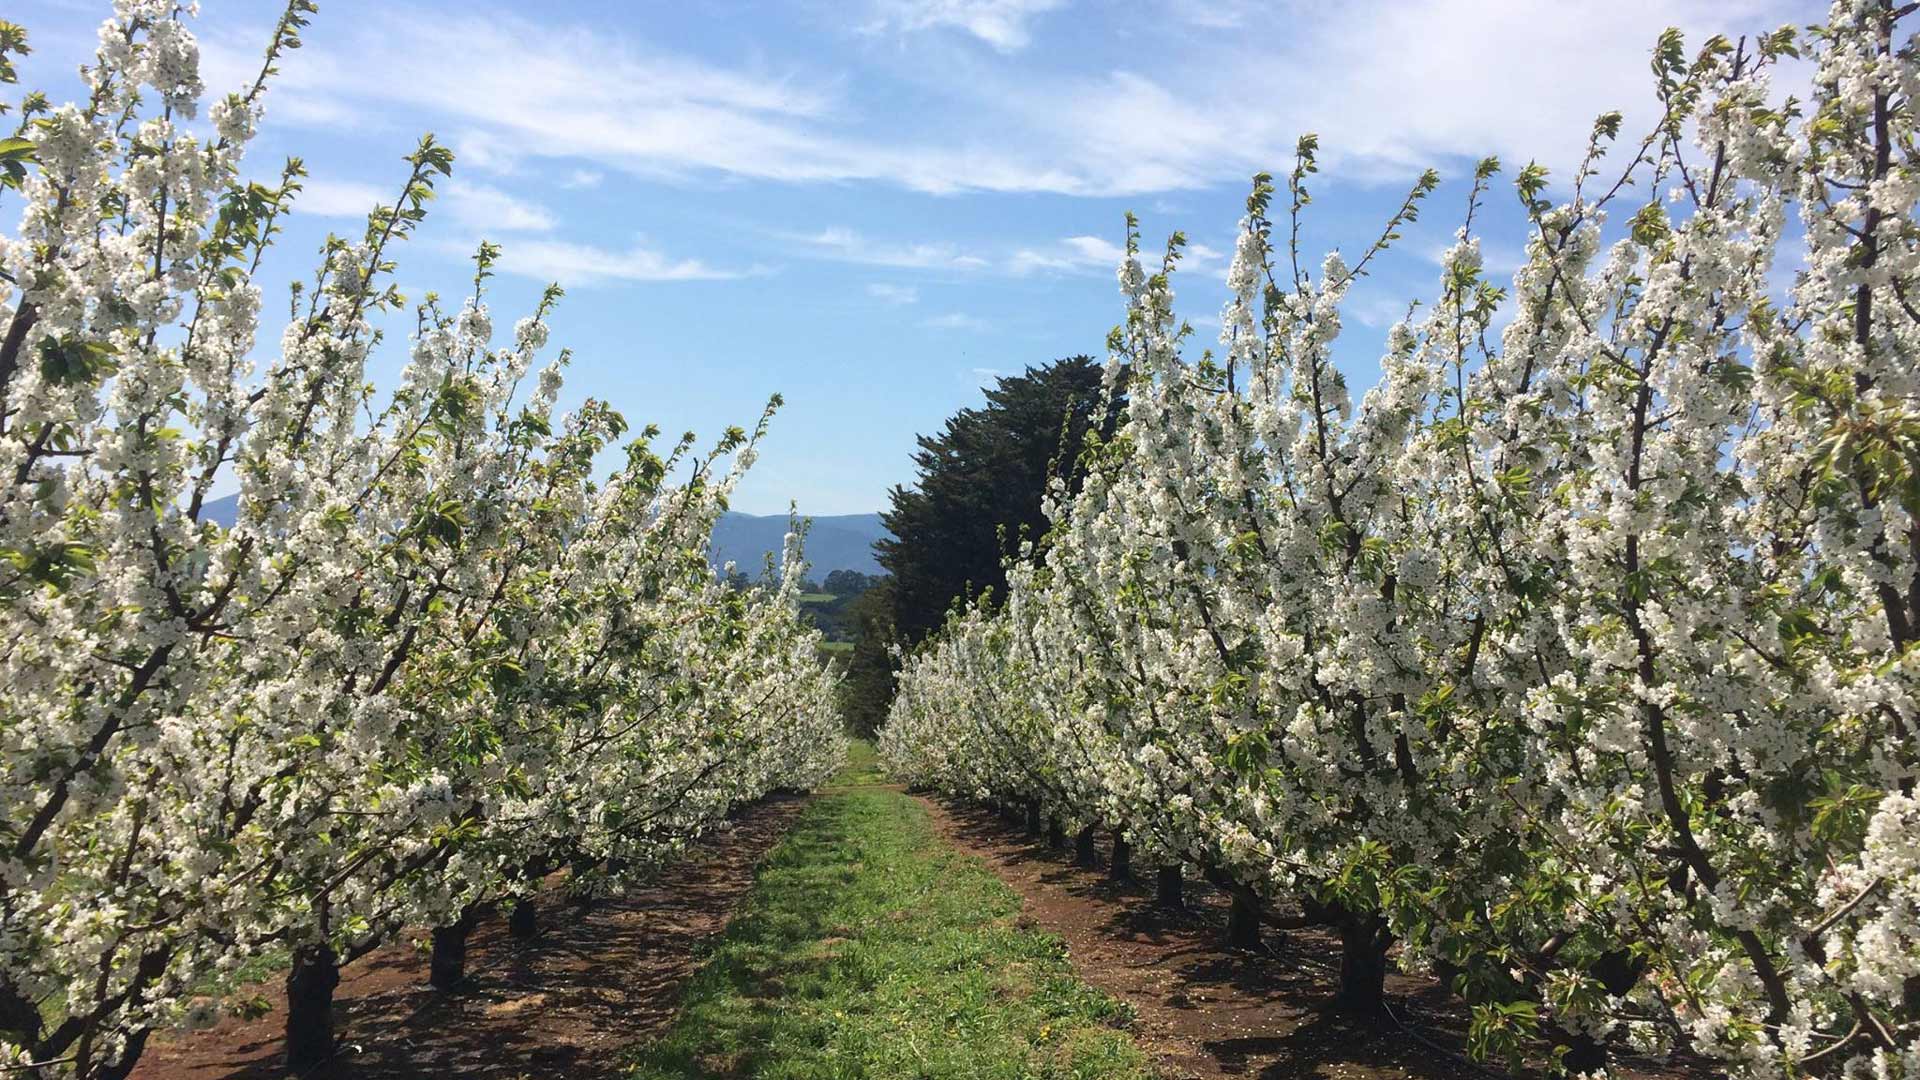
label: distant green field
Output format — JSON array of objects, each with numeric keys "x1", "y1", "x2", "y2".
[
  {"x1": 796, "y1": 593, "x2": 837, "y2": 604},
  {"x1": 816, "y1": 640, "x2": 853, "y2": 654}
]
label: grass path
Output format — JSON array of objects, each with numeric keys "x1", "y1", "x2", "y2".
[{"x1": 624, "y1": 746, "x2": 1153, "y2": 1080}]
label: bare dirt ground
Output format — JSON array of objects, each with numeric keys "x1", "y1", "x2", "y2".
[
  {"x1": 131, "y1": 794, "x2": 809, "y2": 1080},
  {"x1": 922, "y1": 797, "x2": 1708, "y2": 1080}
]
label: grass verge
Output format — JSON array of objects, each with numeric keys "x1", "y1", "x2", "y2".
[{"x1": 625, "y1": 780, "x2": 1151, "y2": 1080}]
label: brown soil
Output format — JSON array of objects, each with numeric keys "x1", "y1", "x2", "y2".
[
  {"x1": 922, "y1": 797, "x2": 1705, "y2": 1080},
  {"x1": 132, "y1": 794, "x2": 809, "y2": 1080}
]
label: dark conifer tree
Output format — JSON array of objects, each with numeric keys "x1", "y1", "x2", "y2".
[{"x1": 878, "y1": 356, "x2": 1124, "y2": 646}]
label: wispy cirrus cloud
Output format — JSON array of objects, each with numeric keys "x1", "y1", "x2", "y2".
[
  {"x1": 857, "y1": 0, "x2": 1068, "y2": 51},
  {"x1": 204, "y1": 0, "x2": 1807, "y2": 202},
  {"x1": 297, "y1": 176, "x2": 740, "y2": 285},
  {"x1": 297, "y1": 177, "x2": 556, "y2": 234},
  {"x1": 294, "y1": 178, "x2": 392, "y2": 220},
  {"x1": 866, "y1": 283, "x2": 921, "y2": 304},
  {"x1": 444, "y1": 182, "x2": 559, "y2": 233},
  {"x1": 496, "y1": 239, "x2": 751, "y2": 286},
  {"x1": 788, "y1": 227, "x2": 992, "y2": 271},
  {"x1": 1009, "y1": 234, "x2": 1223, "y2": 276},
  {"x1": 923, "y1": 311, "x2": 991, "y2": 331}
]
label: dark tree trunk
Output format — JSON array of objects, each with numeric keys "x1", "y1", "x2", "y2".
[
  {"x1": 1109, "y1": 833, "x2": 1133, "y2": 880},
  {"x1": 509, "y1": 897, "x2": 538, "y2": 940},
  {"x1": 1047, "y1": 816, "x2": 1066, "y2": 849},
  {"x1": 570, "y1": 857, "x2": 600, "y2": 909},
  {"x1": 1226, "y1": 887, "x2": 1262, "y2": 950},
  {"x1": 1025, "y1": 800, "x2": 1043, "y2": 834},
  {"x1": 0, "y1": 978, "x2": 41, "y2": 1054},
  {"x1": 1074, "y1": 825, "x2": 1098, "y2": 867},
  {"x1": 1334, "y1": 914, "x2": 1392, "y2": 1015},
  {"x1": 285, "y1": 943, "x2": 341, "y2": 1071},
  {"x1": 429, "y1": 906, "x2": 479, "y2": 989},
  {"x1": 95, "y1": 1027, "x2": 153, "y2": 1080},
  {"x1": 1155, "y1": 865, "x2": 1184, "y2": 909},
  {"x1": 1552, "y1": 1029, "x2": 1609, "y2": 1075}
]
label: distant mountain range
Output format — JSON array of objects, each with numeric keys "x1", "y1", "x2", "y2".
[
  {"x1": 197, "y1": 496, "x2": 889, "y2": 579},
  {"x1": 712, "y1": 512, "x2": 888, "y2": 579}
]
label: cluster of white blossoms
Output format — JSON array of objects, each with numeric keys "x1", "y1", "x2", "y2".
[
  {"x1": 0, "y1": 4, "x2": 844, "y2": 1078},
  {"x1": 884, "y1": 4, "x2": 1920, "y2": 1076}
]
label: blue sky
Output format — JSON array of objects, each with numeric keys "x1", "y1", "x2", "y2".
[{"x1": 12, "y1": 0, "x2": 1816, "y2": 515}]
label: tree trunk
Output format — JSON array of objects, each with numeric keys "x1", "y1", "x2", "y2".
[
  {"x1": 570, "y1": 857, "x2": 600, "y2": 909},
  {"x1": 1074, "y1": 825, "x2": 1098, "y2": 867},
  {"x1": 1047, "y1": 816, "x2": 1066, "y2": 849},
  {"x1": 1109, "y1": 833, "x2": 1132, "y2": 881},
  {"x1": 0, "y1": 979, "x2": 39, "y2": 1051},
  {"x1": 1552, "y1": 1029, "x2": 1608, "y2": 1075},
  {"x1": 1226, "y1": 887, "x2": 1262, "y2": 950},
  {"x1": 1155, "y1": 865, "x2": 1184, "y2": 909},
  {"x1": 95, "y1": 1028, "x2": 153, "y2": 1080},
  {"x1": 429, "y1": 906, "x2": 479, "y2": 989},
  {"x1": 1334, "y1": 914, "x2": 1392, "y2": 1015},
  {"x1": 285, "y1": 943, "x2": 341, "y2": 1071},
  {"x1": 509, "y1": 897, "x2": 538, "y2": 940},
  {"x1": 1024, "y1": 800, "x2": 1043, "y2": 834}
]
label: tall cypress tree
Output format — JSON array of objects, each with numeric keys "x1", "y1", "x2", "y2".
[{"x1": 878, "y1": 356, "x2": 1123, "y2": 646}]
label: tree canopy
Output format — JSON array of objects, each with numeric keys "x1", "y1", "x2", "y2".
[{"x1": 877, "y1": 356, "x2": 1123, "y2": 645}]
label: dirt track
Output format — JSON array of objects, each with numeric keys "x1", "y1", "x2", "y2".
[
  {"x1": 132, "y1": 795, "x2": 808, "y2": 1080},
  {"x1": 922, "y1": 797, "x2": 1722, "y2": 1080},
  {"x1": 134, "y1": 789, "x2": 1713, "y2": 1080},
  {"x1": 920, "y1": 797, "x2": 1477, "y2": 1080}
]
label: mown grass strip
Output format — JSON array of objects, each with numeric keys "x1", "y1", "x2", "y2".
[
  {"x1": 625, "y1": 784, "x2": 1151, "y2": 1080},
  {"x1": 826, "y1": 737, "x2": 888, "y2": 789}
]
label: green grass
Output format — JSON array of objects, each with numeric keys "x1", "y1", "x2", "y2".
[
  {"x1": 797, "y1": 592, "x2": 838, "y2": 605},
  {"x1": 625, "y1": 763, "x2": 1151, "y2": 1080},
  {"x1": 832, "y1": 738, "x2": 887, "y2": 788}
]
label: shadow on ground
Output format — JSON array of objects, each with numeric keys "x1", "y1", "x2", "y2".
[{"x1": 132, "y1": 795, "x2": 810, "y2": 1080}]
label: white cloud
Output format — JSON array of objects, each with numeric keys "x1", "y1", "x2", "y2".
[
  {"x1": 443, "y1": 181, "x2": 557, "y2": 233},
  {"x1": 1158, "y1": 0, "x2": 1264, "y2": 29},
  {"x1": 296, "y1": 177, "x2": 555, "y2": 234},
  {"x1": 1005, "y1": 249, "x2": 1075, "y2": 275},
  {"x1": 859, "y1": 0, "x2": 1068, "y2": 51},
  {"x1": 562, "y1": 169, "x2": 605, "y2": 190},
  {"x1": 296, "y1": 178, "x2": 390, "y2": 219},
  {"x1": 923, "y1": 311, "x2": 991, "y2": 331},
  {"x1": 1062, "y1": 234, "x2": 1126, "y2": 264},
  {"x1": 866, "y1": 283, "x2": 921, "y2": 304},
  {"x1": 1009, "y1": 233, "x2": 1226, "y2": 276},
  {"x1": 789, "y1": 227, "x2": 1222, "y2": 278},
  {"x1": 196, "y1": 7, "x2": 1186, "y2": 196},
  {"x1": 219, "y1": 0, "x2": 1807, "y2": 201},
  {"x1": 1187, "y1": 242, "x2": 1226, "y2": 270},
  {"x1": 793, "y1": 227, "x2": 991, "y2": 270},
  {"x1": 1349, "y1": 295, "x2": 1420, "y2": 330},
  {"x1": 1008, "y1": 235, "x2": 1118, "y2": 275},
  {"x1": 496, "y1": 239, "x2": 747, "y2": 286}
]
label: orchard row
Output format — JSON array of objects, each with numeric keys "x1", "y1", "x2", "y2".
[
  {"x1": 884, "y1": 6, "x2": 1920, "y2": 1077},
  {"x1": 0, "y1": 5, "x2": 843, "y2": 1078}
]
